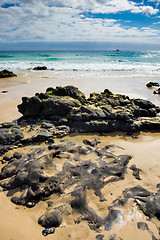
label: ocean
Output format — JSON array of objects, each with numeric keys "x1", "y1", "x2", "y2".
[
  {"x1": 0, "y1": 50, "x2": 160, "y2": 105},
  {"x1": 0, "y1": 50, "x2": 160, "y2": 73}
]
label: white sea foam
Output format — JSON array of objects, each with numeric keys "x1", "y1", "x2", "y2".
[
  {"x1": 1, "y1": 60, "x2": 160, "y2": 77},
  {"x1": 0, "y1": 51, "x2": 160, "y2": 74}
]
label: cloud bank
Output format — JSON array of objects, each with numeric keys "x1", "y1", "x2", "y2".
[{"x1": 0, "y1": 0, "x2": 160, "y2": 47}]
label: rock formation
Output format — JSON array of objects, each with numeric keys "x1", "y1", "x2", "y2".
[
  {"x1": 33, "y1": 66, "x2": 47, "y2": 70},
  {"x1": 18, "y1": 85, "x2": 160, "y2": 132},
  {"x1": 0, "y1": 69, "x2": 17, "y2": 78}
]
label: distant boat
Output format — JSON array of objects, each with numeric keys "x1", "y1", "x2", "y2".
[{"x1": 116, "y1": 44, "x2": 120, "y2": 51}]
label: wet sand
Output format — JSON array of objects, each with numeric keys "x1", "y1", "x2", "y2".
[{"x1": 0, "y1": 72, "x2": 160, "y2": 240}]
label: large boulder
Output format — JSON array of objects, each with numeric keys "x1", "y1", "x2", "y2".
[
  {"x1": 0, "y1": 69, "x2": 17, "y2": 78},
  {"x1": 38, "y1": 210, "x2": 62, "y2": 228},
  {"x1": 45, "y1": 86, "x2": 86, "y2": 104},
  {"x1": 18, "y1": 95, "x2": 81, "y2": 117}
]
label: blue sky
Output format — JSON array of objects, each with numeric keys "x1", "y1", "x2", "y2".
[{"x1": 0, "y1": 0, "x2": 160, "y2": 50}]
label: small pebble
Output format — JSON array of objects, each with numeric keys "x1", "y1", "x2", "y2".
[
  {"x1": 26, "y1": 202, "x2": 36, "y2": 208},
  {"x1": 1, "y1": 90, "x2": 8, "y2": 93},
  {"x1": 42, "y1": 227, "x2": 55, "y2": 236},
  {"x1": 13, "y1": 152, "x2": 22, "y2": 159}
]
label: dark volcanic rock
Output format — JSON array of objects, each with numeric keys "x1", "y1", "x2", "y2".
[
  {"x1": 18, "y1": 96, "x2": 42, "y2": 117},
  {"x1": 137, "y1": 222, "x2": 149, "y2": 231},
  {"x1": 17, "y1": 86, "x2": 160, "y2": 133},
  {"x1": 133, "y1": 99, "x2": 155, "y2": 110},
  {"x1": 21, "y1": 129, "x2": 53, "y2": 144},
  {"x1": 33, "y1": 66, "x2": 47, "y2": 70},
  {"x1": 3, "y1": 155, "x2": 12, "y2": 161},
  {"x1": 0, "y1": 141, "x2": 132, "y2": 228},
  {"x1": 104, "y1": 209, "x2": 123, "y2": 231},
  {"x1": 0, "y1": 135, "x2": 159, "y2": 235},
  {"x1": 38, "y1": 210, "x2": 62, "y2": 228},
  {"x1": 136, "y1": 193, "x2": 160, "y2": 219},
  {"x1": 137, "y1": 222, "x2": 159, "y2": 240},
  {"x1": 45, "y1": 85, "x2": 86, "y2": 104},
  {"x1": 1, "y1": 90, "x2": 8, "y2": 93},
  {"x1": 146, "y1": 82, "x2": 159, "y2": 88},
  {"x1": 129, "y1": 164, "x2": 141, "y2": 180},
  {"x1": 115, "y1": 185, "x2": 160, "y2": 221},
  {"x1": 42, "y1": 227, "x2": 55, "y2": 236},
  {"x1": 41, "y1": 122, "x2": 55, "y2": 129},
  {"x1": 0, "y1": 122, "x2": 23, "y2": 145},
  {"x1": 83, "y1": 138, "x2": 101, "y2": 147},
  {"x1": 0, "y1": 85, "x2": 159, "y2": 237},
  {"x1": 0, "y1": 69, "x2": 17, "y2": 78},
  {"x1": 13, "y1": 152, "x2": 22, "y2": 159},
  {"x1": 18, "y1": 95, "x2": 81, "y2": 118},
  {"x1": 153, "y1": 88, "x2": 160, "y2": 95},
  {"x1": 138, "y1": 117, "x2": 160, "y2": 130},
  {"x1": 96, "y1": 234, "x2": 105, "y2": 240}
]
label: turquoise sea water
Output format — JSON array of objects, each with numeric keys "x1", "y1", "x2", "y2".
[{"x1": 0, "y1": 51, "x2": 160, "y2": 73}]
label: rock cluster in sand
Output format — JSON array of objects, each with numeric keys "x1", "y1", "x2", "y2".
[
  {"x1": 0, "y1": 85, "x2": 159, "y2": 238},
  {"x1": 17, "y1": 85, "x2": 160, "y2": 133}
]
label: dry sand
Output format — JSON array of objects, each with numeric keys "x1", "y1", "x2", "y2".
[{"x1": 0, "y1": 72, "x2": 160, "y2": 240}]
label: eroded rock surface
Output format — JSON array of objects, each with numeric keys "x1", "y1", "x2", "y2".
[
  {"x1": 0, "y1": 134, "x2": 159, "y2": 240},
  {"x1": 0, "y1": 122, "x2": 24, "y2": 156},
  {"x1": 18, "y1": 86, "x2": 160, "y2": 132},
  {"x1": 0, "y1": 141, "x2": 131, "y2": 206}
]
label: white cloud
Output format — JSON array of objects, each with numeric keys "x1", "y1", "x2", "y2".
[
  {"x1": 0, "y1": 0, "x2": 159, "y2": 45},
  {"x1": 131, "y1": 5, "x2": 159, "y2": 15},
  {"x1": 1, "y1": 0, "x2": 159, "y2": 15}
]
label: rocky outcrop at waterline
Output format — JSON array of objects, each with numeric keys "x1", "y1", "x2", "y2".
[
  {"x1": 0, "y1": 69, "x2": 17, "y2": 78},
  {"x1": 33, "y1": 66, "x2": 47, "y2": 70},
  {"x1": 18, "y1": 85, "x2": 160, "y2": 132}
]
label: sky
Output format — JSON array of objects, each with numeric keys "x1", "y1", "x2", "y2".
[{"x1": 0, "y1": 0, "x2": 160, "y2": 50}]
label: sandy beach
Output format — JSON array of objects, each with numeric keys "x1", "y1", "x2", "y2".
[
  {"x1": 1, "y1": 0, "x2": 160, "y2": 237},
  {"x1": 0, "y1": 72, "x2": 160, "y2": 240}
]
